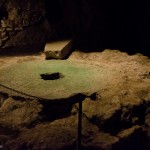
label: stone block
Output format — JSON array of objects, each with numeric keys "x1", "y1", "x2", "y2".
[{"x1": 44, "y1": 39, "x2": 73, "y2": 59}]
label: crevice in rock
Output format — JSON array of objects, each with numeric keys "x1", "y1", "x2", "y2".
[
  {"x1": 11, "y1": 96, "x2": 30, "y2": 102},
  {"x1": 38, "y1": 94, "x2": 88, "y2": 122},
  {"x1": 39, "y1": 100, "x2": 73, "y2": 122},
  {"x1": 0, "y1": 92, "x2": 8, "y2": 107},
  {"x1": 90, "y1": 100, "x2": 150, "y2": 136},
  {"x1": 113, "y1": 129, "x2": 149, "y2": 150},
  {"x1": 0, "y1": 126, "x2": 19, "y2": 138},
  {"x1": 0, "y1": 5, "x2": 8, "y2": 20},
  {"x1": 143, "y1": 99, "x2": 150, "y2": 115},
  {"x1": 91, "y1": 109, "x2": 123, "y2": 135},
  {"x1": 0, "y1": 126, "x2": 20, "y2": 147},
  {"x1": 131, "y1": 103, "x2": 147, "y2": 125},
  {"x1": 0, "y1": 91, "x2": 90, "y2": 128}
]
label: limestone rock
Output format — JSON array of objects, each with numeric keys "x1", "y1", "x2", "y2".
[
  {"x1": 3, "y1": 25, "x2": 46, "y2": 50},
  {"x1": 5, "y1": 117, "x2": 119, "y2": 150},
  {"x1": 44, "y1": 40, "x2": 73, "y2": 59},
  {"x1": 117, "y1": 125, "x2": 142, "y2": 139},
  {"x1": 83, "y1": 131, "x2": 119, "y2": 150},
  {"x1": 0, "y1": 0, "x2": 46, "y2": 49},
  {"x1": 0, "y1": 97, "x2": 43, "y2": 128}
]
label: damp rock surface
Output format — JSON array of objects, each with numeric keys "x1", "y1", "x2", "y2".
[
  {"x1": 0, "y1": 59, "x2": 114, "y2": 99},
  {"x1": 0, "y1": 0, "x2": 46, "y2": 50},
  {"x1": 0, "y1": 49, "x2": 150, "y2": 150}
]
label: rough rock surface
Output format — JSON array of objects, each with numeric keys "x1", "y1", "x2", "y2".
[
  {"x1": 3, "y1": 25, "x2": 46, "y2": 49},
  {"x1": 0, "y1": 49, "x2": 150, "y2": 150},
  {"x1": 0, "y1": 0, "x2": 46, "y2": 49},
  {"x1": 0, "y1": 60, "x2": 117, "y2": 99},
  {"x1": 44, "y1": 40, "x2": 73, "y2": 59}
]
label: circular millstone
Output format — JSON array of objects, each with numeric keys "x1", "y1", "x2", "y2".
[{"x1": 0, "y1": 60, "x2": 112, "y2": 99}]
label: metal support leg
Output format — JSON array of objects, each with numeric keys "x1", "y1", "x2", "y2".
[{"x1": 77, "y1": 100, "x2": 82, "y2": 150}]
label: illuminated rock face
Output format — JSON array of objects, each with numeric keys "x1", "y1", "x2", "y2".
[
  {"x1": 0, "y1": 0, "x2": 76, "y2": 53},
  {"x1": 0, "y1": 0, "x2": 46, "y2": 49}
]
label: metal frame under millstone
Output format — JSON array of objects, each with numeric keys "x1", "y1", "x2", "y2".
[
  {"x1": 0, "y1": 60, "x2": 110, "y2": 149},
  {"x1": 0, "y1": 83, "x2": 85, "y2": 150}
]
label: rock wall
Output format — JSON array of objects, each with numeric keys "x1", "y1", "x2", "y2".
[
  {"x1": 0, "y1": 0, "x2": 149, "y2": 56},
  {"x1": 58, "y1": 0, "x2": 150, "y2": 57},
  {"x1": 0, "y1": 0, "x2": 46, "y2": 49}
]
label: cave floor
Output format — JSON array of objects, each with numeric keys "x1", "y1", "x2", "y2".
[{"x1": 0, "y1": 49, "x2": 150, "y2": 150}]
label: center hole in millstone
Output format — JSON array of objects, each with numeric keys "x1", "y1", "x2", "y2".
[{"x1": 40, "y1": 72, "x2": 64, "y2": 80}]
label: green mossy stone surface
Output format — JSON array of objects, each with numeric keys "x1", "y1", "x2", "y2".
[{"x1": 0, "y1": 60, "x2": 112, "y2": 99}]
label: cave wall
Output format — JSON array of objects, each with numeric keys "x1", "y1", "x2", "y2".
[
  {"x1": 0, "y1": 0, "x2": 149, "y2": 56},
  {"x1": 49, "y1": 0, "x2": 150, "y2": 56},
  {"x1": 0, "y1": 0, "x2": 46, "y2": 50},
  {"x1": 74, "y1": 0, "x2": 150, "y2": 56}
]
